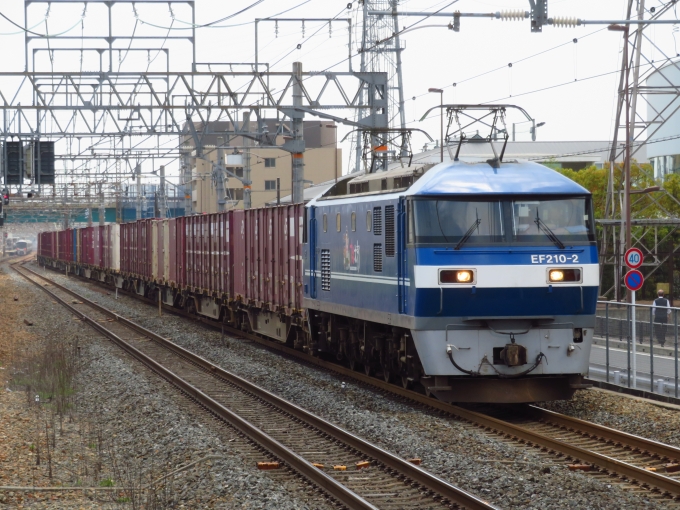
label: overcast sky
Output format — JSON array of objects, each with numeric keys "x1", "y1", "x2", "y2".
[{"x1": 0, "y1": 0, "x2": 675, "y2": 179}]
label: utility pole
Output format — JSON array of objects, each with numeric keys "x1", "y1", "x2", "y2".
[
  {"x1": 115, "y1": 183, "x2": 122, "y2": 223},
  {"x1": 86, "y1": 183, "x2": 92, "y2": 227},
  {"x1": 243, "y1": 112, "x2": 252, "y2": 209},
  {"x1": 98, "y1": 185, "x2": 105, "y2": 225},
  {"x1": 135, "y1": 164, "x2": 142, "y2": 220},
  {"x1": 291, "y1": 62, "x2": 305, "y2": 204},
  {"x1": 182, "y1": 153, "x2": 192, "y2": 216},
  {"x1": 159, "y1": 165, "x2": 166, "y2": 219},
  {"x1": 216, "y1": 138, "x2": 226, "y2": 212}
]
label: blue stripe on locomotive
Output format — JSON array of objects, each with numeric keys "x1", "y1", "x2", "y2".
[{"x1": 412, "y1": 287, "x2": 599, "y2": 317}]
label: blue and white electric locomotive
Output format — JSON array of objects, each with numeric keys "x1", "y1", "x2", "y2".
[{"x1": 302, "y1": 158, "x2": 598, "y2": 403}]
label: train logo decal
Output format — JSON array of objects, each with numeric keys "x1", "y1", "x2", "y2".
[{"x1": 343, "y1": 229, "x2": 360, "y2": 271}]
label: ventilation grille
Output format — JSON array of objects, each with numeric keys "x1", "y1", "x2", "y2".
[
  {"x1": 373, "y1": 207, "x2": 382, "y2": 235},
  {"x1": 373, "y1": 244, "x2": 383, "y2": 272},
  {"x1": 385, "y1": 205, "x2": 395, "y2": 257},
  {"x1": 349, "y1": 182, "x2": 369, "y2": 194},
  {"x1": 321, "y1": 249, "x2": 331, "y2": 291}
]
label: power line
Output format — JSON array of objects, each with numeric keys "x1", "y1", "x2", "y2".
[
  {"x1": 0, "y1": 11, "x2": 84, "y2": 37},
  {"x1": 137, "y1": 0, "x2": 312, "y2": 30},
  {"x1": 269, "y1": 7, "x2": 348, "y2": 69}
]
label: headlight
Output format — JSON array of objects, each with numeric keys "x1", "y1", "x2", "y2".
[
  {"x1": 549, "y1": 270, "x2": 564, "y2": 282},
  {"x1": 547, "y1": 268, "x2": 581, "y2": 283},
  {"x1": 439, "y1": 269, "x2": 475, "y2": 284},
  {"x1": 456, "y1": 270, "x2": 473, "y2": 283}
]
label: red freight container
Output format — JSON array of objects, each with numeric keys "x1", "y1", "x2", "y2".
[
  {"x1": 184, "y1": 214, "x2": 211, "y2": 292},
  {"x1": 120, "y1": 219, "x2": 153, "y2": 279},
  {"x1": 209, "y1": 214, "x2": 220, "y2": 293},
  {"x1": 58, "y1": 228, "x2": 75, "y2": 263},
  {"x1": 38, "y1": 231, "x2": 56, "y2": 259},
  {"x1": 232, "y1": 210, "x2": 247, "y2": 301},
  {"x1": 78, "y1": 227, "x2": 95, "y2": 265},
  {"x1": 208, "y1": 212, "x2": 230, "y2": 296},
  {"x1": 168, "y1": 218, "x2": 183, "y2": 287},
  {"x1": 237, "y1": 205, "x2": 304, "y2": 313},
  {"x1": 174, "y1": 213, "x2": 230, "y2": 295},
  {"x1": 222, "y1": 212, "x2": 233, "y2": 298}
]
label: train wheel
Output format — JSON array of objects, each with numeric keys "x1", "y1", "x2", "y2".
[
  {"x1": 382, "y1": 369, "x2": 391, "y2": 383},
  {"x1": 401, "y1": 376, "x2": 410, "y2": 389},
  {"x1": 363, "y1": 363, "x2": 372, "y2": 377},
  {"x1": 349, "y1": 359, "x2": 357, "y2": 371}
]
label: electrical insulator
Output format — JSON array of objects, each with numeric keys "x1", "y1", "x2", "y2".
[
  {"x1": 551, "y1": 17, "x2": 581, "y2": 27},
  {"x1": 496, "y1": 10, "x2": 527, "y2": 21}
]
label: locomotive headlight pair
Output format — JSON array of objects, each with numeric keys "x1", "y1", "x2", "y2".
[
  {"x1": 439, "y1": 269, "x2": 475, "y2": 284},
  {"x1": 548, "y1": 268, "x2": 582, "y2": 283}
]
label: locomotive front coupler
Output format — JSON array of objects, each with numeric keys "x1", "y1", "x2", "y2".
[{"x1": 499, "y1": 334, "x2": 528, "y2": 367}]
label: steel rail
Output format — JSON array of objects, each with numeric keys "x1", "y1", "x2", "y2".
[
  {"x1": 33, "y1": 260, "x2": 680, "y2": 497},
  {"x1": 525, "y1": 405, "x2": 680, "y2": 461},
  {"x1": 17, "y1": 262, "x2": 497, "y2": 510},
  {"x1": 12, "y1": 263, "x2": 377, "y2": 510}
]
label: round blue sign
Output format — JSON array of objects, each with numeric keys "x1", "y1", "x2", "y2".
[{"x1": 624, "y1": 269, "x2": 644, "y2": 292}]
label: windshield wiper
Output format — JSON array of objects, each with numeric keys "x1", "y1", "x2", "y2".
[
  {"x1": 454, "y1": 217, "x2": 481, "y2": 250},
  {"x1": 534, "y1": 213, "x2": 565, "y2": 249}
]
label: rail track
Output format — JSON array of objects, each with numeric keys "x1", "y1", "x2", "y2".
[
  {"x1": 13, "y1": 260, "x2": 496, "y2": 510},
  {"x1": 24, "y1": 260, "x2": 680, "y2": 503}
]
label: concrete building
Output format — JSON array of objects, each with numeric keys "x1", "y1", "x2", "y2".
[{"x1": 182, "y1": 120, "x2": 341, "y2": 212}]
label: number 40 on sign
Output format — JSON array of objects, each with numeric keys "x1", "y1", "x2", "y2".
[{"x1": 625, "y1": 247, "x2": 643, "y2": 269}]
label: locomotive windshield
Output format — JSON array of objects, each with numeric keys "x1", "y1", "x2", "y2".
[{"x1": 411, "y1": 196, "x2": 594, "y2": 246}]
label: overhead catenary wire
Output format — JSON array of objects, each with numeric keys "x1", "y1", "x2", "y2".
[
  {"x1": 268, "y1": 6, "x2": 349, "y2": 70},
  {"x1": 134, "y1": 0, "x2": 312, "y2": 30},
  {"x1": 0, "y1": 11, "x2": 85, "y2": 38}
]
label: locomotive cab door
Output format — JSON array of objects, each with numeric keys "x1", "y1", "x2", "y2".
[
  {"x1": 308, "y1": 206, "x2": 318, "y2": 299},
  {"x1": 397, "y1": 198, "x2": 408, "y2": 314}
]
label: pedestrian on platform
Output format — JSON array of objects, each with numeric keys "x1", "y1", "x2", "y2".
[{"x1": 652, "y1": 289, "x2": 672, "y2": 347}]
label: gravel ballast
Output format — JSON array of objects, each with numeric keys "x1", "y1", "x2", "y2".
[
  {"x1": 9, "y1": 264, "x2": 332, "y2": 509},
  {"x1": 35, "y1": 263, "x2": 676, "y2": 509}
]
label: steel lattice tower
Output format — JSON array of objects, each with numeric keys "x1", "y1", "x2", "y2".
[{"x1": 352, "y1": 0, "x2": 407, "y2": 174}]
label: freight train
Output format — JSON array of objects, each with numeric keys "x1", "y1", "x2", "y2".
[{"x1": 38, "y1": 159, "x2": 598, "y2": 403}]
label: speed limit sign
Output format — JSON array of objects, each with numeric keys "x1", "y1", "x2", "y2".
[{"x1": 624, "y1": 247, "x2": 643, "y2": 269}]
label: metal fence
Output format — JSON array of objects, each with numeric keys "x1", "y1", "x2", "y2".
[{"x1": 593, "y1": 301, "x2": 680, "y2": 397}]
